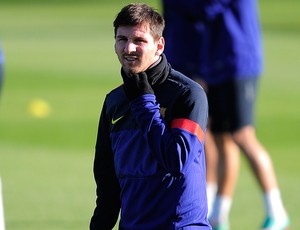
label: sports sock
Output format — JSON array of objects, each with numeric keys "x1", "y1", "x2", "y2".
[
  {"x1": 206, "y1": 183, "x2": 217, "y2": 217},
  {"x1": 209, "y1": 195, "x2": 232, "y2": 225},
  {"x1": 263, "y1": 189, "x2": 287, "y2": 221}
]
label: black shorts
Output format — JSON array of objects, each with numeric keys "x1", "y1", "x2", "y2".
[{"x1": 207, "y1": 78, "x2": 258, "y2": 133}]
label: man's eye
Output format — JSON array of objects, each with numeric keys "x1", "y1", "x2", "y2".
[
  {"x1": 135, "y1": 39, "x2": 146, "y2": 43},
  {"x1": 117, "y1": 37, "x2": 127, "y2": 42}
]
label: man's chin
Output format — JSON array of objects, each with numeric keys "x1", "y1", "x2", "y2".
[
  {"x1": 122, "y1": 63, "x2": 147, "y2": 74},
  {"x1": 124, "y1": 67, "x2": 140, "y2": 74}
]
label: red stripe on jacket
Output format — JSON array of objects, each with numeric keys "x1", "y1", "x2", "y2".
[{"x1": 171, "y1": 118, "x2": 205, "y2": 143}]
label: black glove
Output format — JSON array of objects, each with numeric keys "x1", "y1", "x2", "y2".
[{"x1": 122, "y1": 72, "x2": 154, "y2": 100}]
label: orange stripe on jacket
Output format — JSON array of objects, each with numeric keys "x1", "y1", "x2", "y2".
[{"x1": 171, "y1": 118, "x2": 205, "y2": 143}]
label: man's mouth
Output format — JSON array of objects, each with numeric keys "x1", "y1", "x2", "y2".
[{"x1": 124, "y1": 55, "x2": 138, "y2": 62}]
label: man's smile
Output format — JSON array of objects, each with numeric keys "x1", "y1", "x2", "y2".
[{"x1": 124, "y1": 55, "x2": 138, "y2": 61}]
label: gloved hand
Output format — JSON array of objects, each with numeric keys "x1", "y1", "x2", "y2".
[{"x1": 122, "y1": 72, "x2": 154, "y2": 100}]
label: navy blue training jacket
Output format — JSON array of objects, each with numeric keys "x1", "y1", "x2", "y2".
[
  {"x1": 90, "y1": 54, "x2": 211, "y2": 230},
  {"x1": 163, "y1": 0, "x2": 263, "y2": 85}
]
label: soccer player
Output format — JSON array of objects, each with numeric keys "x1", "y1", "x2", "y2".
[
  {"x1": 90, "y1": 3, "x2": 211, "y2": 230},
  {"x1": 162, "y1": 0, "x2": 289, "y2": 229}
]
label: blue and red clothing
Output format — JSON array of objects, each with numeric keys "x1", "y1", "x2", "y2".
[{"x1": 90, "y1": 54, "x2": 211, "y2": 229}]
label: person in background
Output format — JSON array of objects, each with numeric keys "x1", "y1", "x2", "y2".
[
  {"x1": 90, "y1": 3, "x2": 211, "y2": 230},
  {"x1": 162, "y1": 0, "x2": 289, "y2": 229}
]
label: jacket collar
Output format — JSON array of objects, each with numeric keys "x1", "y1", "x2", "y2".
[
  {"x1": 121, "y1": 53, "x2": 170, "y2": 88},
  {"x1": 145, "y1": 53, "x2": 170, "y2": 87}
]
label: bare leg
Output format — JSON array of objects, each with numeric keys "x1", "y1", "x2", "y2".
[
  {"x1": 233, "y1": 126, "x2": 289, "y2": 229},
  {"x1": 205, "y1": 129, "x2": 219, "y2": 216},
  {"x1": 215, "y1": 133, "x2": 240, "y2": 197},
  {"x1": 209, "y1": 132, "x2": 240, "y2": 227},
  {"x1": 233, "y1": 126, "x2": 277, "y2": 191}
]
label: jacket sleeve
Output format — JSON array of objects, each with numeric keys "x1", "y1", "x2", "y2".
[
  {"x1": 129, "y1": 87, "x2": 208, "y2": 174},
  {"x1": 90, "y1": 99, "x2": 121, "y2": 230},
  {"x1": 163, "y1": 0, "x2": 232, "y2": 21}
]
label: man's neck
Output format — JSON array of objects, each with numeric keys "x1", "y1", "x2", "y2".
[{"x1": 149, "y1": 56, "x2": 162, "y2": 69}]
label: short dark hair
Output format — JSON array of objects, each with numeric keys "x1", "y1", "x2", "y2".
[{"x1": 113, "y1": 3, "x2": 165, "y2": 41}]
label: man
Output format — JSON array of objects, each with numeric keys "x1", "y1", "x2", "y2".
[
  {"x1": 162, "y1": 0, "x2": 289, "y2": 229},
  {"x1": 90, "y1": 3, "x2": 211, "y2": 230}
]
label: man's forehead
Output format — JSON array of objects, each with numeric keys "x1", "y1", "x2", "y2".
[{"x1": 116, "y1": 24, "x2": 151, "y2": 36}]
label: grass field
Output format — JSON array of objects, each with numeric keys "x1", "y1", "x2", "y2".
[{"x1": 0, "y1": 0, "x2": 299, "y2": 229}]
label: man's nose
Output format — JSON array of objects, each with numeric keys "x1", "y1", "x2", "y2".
[{"x1": 124, "y1": 41, "x2": 136, "y2": 53}]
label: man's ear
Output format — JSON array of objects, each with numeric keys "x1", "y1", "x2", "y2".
[{"x1": 156, "y1": 36, "x2": 165, "y2": 55}]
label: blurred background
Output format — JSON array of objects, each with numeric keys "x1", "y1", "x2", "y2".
[{"x1": 0, "y1": 0, "x2": 299, "y2": 229}]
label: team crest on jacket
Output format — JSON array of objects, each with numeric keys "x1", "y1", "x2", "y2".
[{"x1": 160, "y1": 107, "x2": 166, "y2": 118}]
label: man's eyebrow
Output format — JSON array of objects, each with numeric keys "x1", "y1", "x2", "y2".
[
  {"x1": 116, "y1": 35, "x2": 127, "y2": 39},
  {"x1": 116, "y1": 34, "x2": 147, "y2": 42}
]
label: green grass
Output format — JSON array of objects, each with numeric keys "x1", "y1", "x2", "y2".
[{"x1": 0, "y1": 1, "x2": 299, "y2": 229}]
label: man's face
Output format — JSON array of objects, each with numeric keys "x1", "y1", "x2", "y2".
[{"x1": 115, "y1": 24, "x2": 164, "y2": 74}]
